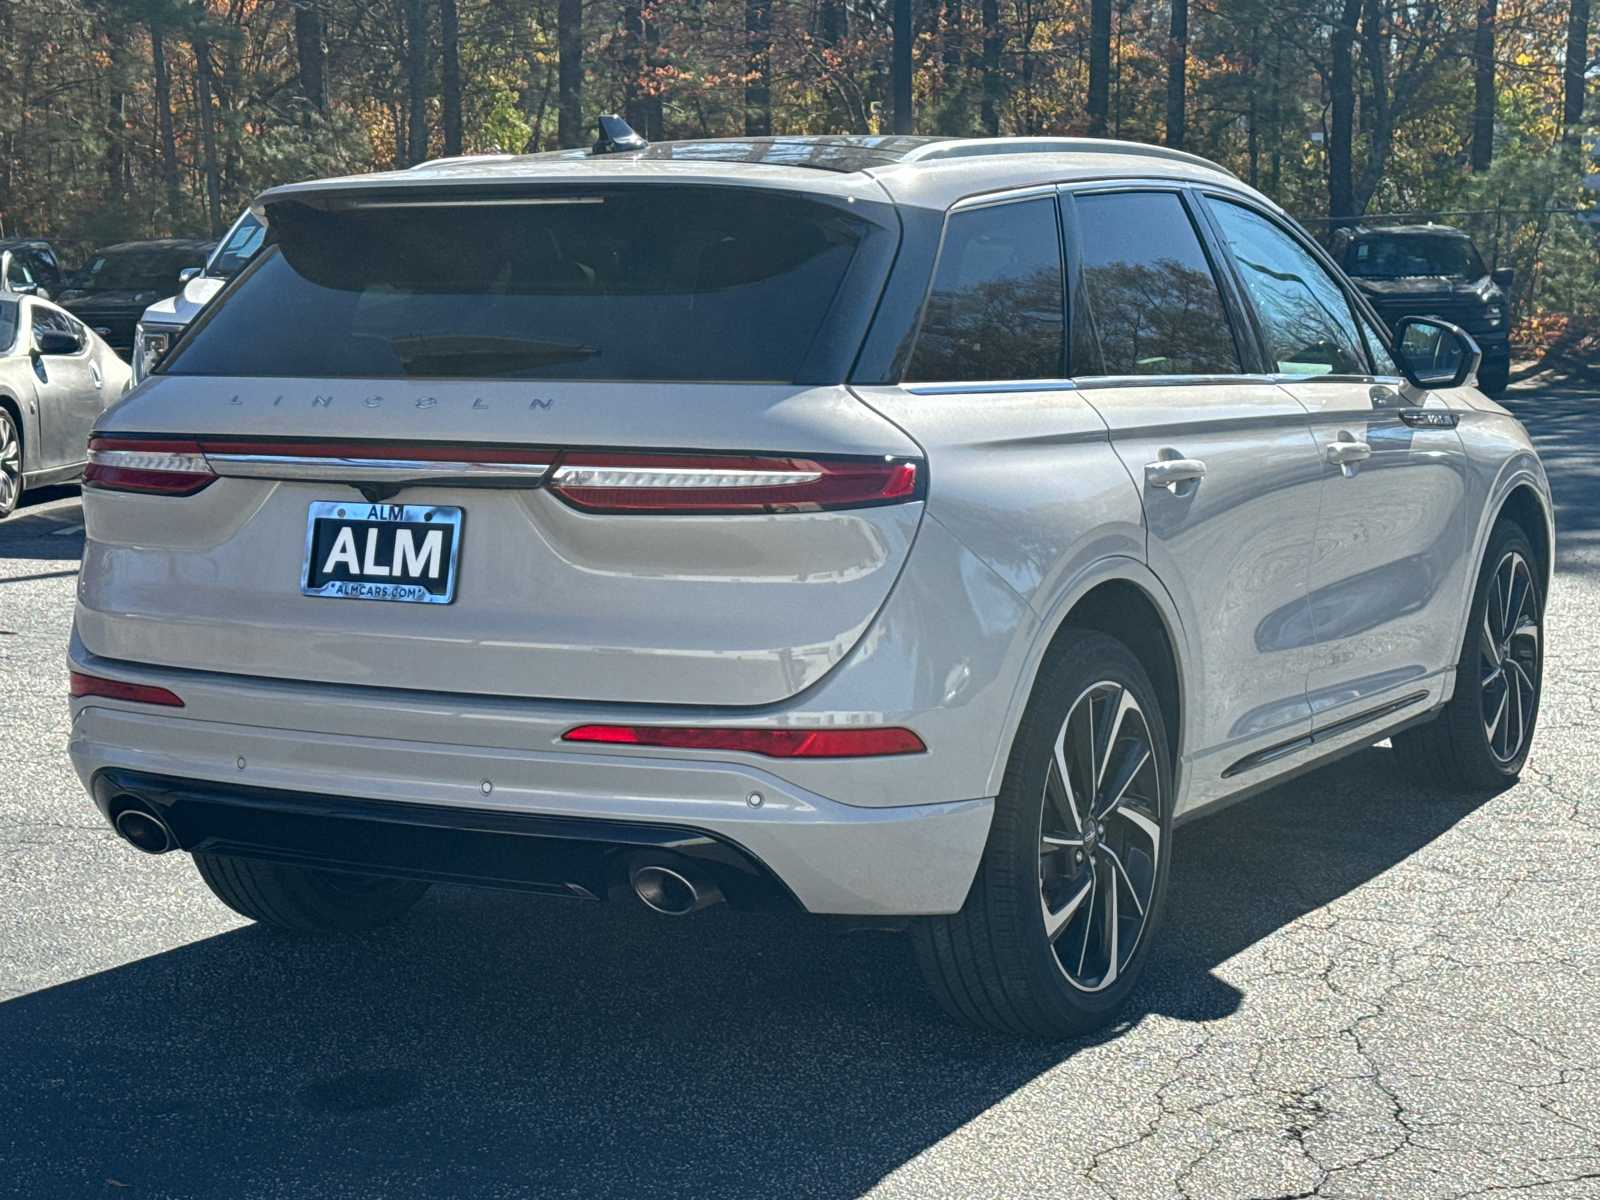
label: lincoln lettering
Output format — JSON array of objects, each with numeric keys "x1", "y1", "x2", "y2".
[{"x1": 321, "y1": 527, "x2": 444, "y2": 579}]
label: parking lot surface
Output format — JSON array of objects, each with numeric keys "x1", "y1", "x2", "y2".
[{"x1": 1, "y1": 384, "x2": 1596, "y2": 1199}]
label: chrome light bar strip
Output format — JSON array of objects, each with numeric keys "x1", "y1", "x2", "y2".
[
  {"x1": 550, "y1": 465, "x2": 822, "y2": 489},
  {"x1": 205, "y1": 454, "x2": 553, "y2": 484},
  {"x1": 89, "y1": 448, "x2": 214, "y2": 474}
]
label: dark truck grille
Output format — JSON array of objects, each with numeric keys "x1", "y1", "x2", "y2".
[
  {"x1": 70, "y1": 309, "x2": 139, "y2": 359},
  {"x1": 1368, "y1": 296, "x2": 1498, "y2": 337}
]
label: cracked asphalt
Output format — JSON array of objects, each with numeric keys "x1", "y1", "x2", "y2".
[{"x1": 1, "y1": 384, "x2": 1596, "y2": 1199}]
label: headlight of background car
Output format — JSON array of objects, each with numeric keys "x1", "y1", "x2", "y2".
[
  {"x1": 1485, "y1": 305, "x2": 1504, "y2": 326},
  {"x1": 133, "y1": 325, "x2": 172, "y2": 383}
]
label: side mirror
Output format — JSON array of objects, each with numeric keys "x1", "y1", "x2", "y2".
[
  {"x1": 1491, "y1": 267, "x2": 1515, "y2": 291},
  {"x1": 1391, "y1": 316, "x2": 1481, "y2": 391},
  {"x1": 178, "y1": 266, "x2": 203, "y2": 285},
  {"x1": 34, "y1": 330, "x2": 81, "y2": 357}
]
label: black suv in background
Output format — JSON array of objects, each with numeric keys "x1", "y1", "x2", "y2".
[
  {"x1": 56, "y1": 238, "x2": 214, "y2": 360},
  {"x1": 1333, "y1": 223, "x2": 1513, "y2": 393}
]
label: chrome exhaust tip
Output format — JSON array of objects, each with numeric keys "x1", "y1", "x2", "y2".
[
  {"x1": 630, "y1": 861, "x2": 724, "y2": 916},
  {"x1": 113, "y1": 805, "x2": 177, "y2": 855}
]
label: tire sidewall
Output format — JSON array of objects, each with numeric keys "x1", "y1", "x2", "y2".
[{"x1": 992, "y1": 631, "x2": 1176, "y2": 1025}]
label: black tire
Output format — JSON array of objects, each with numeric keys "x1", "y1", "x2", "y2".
[
  {"x1": 1477, "y1": 362, "x2": 1510, "y2": 396},
  {"x1": 193, "y1": 853, "x2": 430, "y2": 933},
  {"x1": 912, "y1": 630, "x2": 1174, "y2": 1038},
  {"x1": 1392, "y1": 521, "x2": 1543, "y2": 792},
  {"x1": 0, "y1": 406, "x2": 22, "y2": 520}
]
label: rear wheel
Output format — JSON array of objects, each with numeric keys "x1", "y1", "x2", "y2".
[
  {"x1": 193, "y1": 853, "x2": 430, "y2": 933},
  {"x1": 0, "y1": 407, "x2": 22, "y2": 519},
  {"x1": 1392, "y1": 521, "x2": 1543, "y2": 791},
  {"x1": 912, "y1": 631, "x2": 1173, "y2": 1038}
]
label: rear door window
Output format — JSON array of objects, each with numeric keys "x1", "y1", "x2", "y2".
[
  {"x1": 165, "y1": 187, "x2": 889, "y2": 383},
  {"x1": 1209, "y1": 199, "x2": 1368, "y2": 377},
  {"x1": 904, "y1": 197, "x2": 1065, "y2": 382},
  {"x1": 1073, "y1": 191, "x2": 1241, "y2": 377}
]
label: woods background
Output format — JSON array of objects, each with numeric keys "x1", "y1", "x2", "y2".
[{"x1": 3, "y1": 0, "x2": 1598, "y2": 321}]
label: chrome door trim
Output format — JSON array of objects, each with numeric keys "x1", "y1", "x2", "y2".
[{"x1": 902, "y1": 379, "x2": 1078, "y2": 395}]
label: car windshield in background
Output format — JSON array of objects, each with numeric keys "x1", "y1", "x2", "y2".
[
  {"x1": 74, "y1": 250, "x2": 202, "y2": 293},
  {"x1": 208, "y1": 214, "x2": 266, "y2": 278},
  {"x1": 1346, "y1": 234, "x2": 1488, "y2": 279},
  {"x1": 165, "y1": 187, "x2": 883, "y2": 382}
]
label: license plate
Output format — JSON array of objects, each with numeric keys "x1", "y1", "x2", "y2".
[{"x1": 301, "y1": 502, "x2": 462, "y2": 604}]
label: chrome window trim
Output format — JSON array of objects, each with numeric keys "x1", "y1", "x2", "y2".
[
  {"x1": 1070, "y1": 373, "x2": 1281, "y2": 390},
  {"x1": 948, "y1": 184, "x2": 1062, "y2": 212},
  {"x1": 903, "y1": 379, "x2": 1078, "y2": 395}
]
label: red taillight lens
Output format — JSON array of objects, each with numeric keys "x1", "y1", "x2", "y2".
[
  {"x1": 548, "y1": 454, "x2": 921, "y2": 514},
  {"x1": 69, "y1": 671, "x2": 184, "y2": 707},
  {"x1": 85, "y1": 438, "x2": 216, "y2": 495},
  {"x1": 562, "y1": 725, "x2": 926, "y2": 757}
]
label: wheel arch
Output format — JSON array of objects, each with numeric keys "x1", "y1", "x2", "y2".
[
  {"x1": 1450, "y1": 460, "x2": 1554, "y2": 673},
  {"x1": 988, "y1": 559, "x2": 1191, "y2": 801},
  {"x1": 0, "y1": 389, "x2": 25, "y2": 476}
]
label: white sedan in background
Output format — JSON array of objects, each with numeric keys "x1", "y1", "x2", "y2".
[{"x1": 0, "y1": 281, "x2": 132, "y2": 518}]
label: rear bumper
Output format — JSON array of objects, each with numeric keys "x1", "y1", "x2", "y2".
[
  {"x1": 69, "y1": 702, "x2": 992, "y2": 916},
  {"x1": 91, "y1": 768, "x2": 799, "y2": 911}
]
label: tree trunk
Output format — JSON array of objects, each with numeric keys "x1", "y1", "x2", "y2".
[
  {"x1": 892, "y1": 0, "x2": 912, "y2": 133},
  {"x1": 1471, "y1": 0, "x2": 1496, "y2": 171},
  {"x1": 405, "y1": 0, "x2": 428, "y2": 164},
  {"x1": 193, "y1": 32, "x2": 224, "y2": 235},
  {"x1": 745, "y1": 0, "x2": 771, "y2": 135},
  {"x1": 558, "y1": 0, "x2": 583, "y2": 147},
  {"x1": 151, "y1": 26, "x2": 182, "y2": 224},
  {"x1": 818, "y1": 0, "x2": 842, "y2": 44},
  {"x1": 293, "y1": 0, "x2": 325, "y2": 115},
  {"x1": 1352, "y1": 0, "x2": 1393, "y2": 214},
  {"x1": 1087, "y1": 0, "x2": 1110, "y2": 135},
  {"x1": 441, "y1": 0, "x2": 462, "y2": 155},
  {"x1": 1327, "y1": 0, "x2": 1358, "y2": 218},
  {"x1": 1566, "y1": 0, "x2": 1589, "y2": 134},
  {"x1": 1165, "y1": 0, "x2": 1186, "y2": 148},
  {"x1": 103, "y1": 88, "x2": 126, "y2": 204},
  {"x1": 981, "y1": 0, "x2": 1001, "y2": 136}
]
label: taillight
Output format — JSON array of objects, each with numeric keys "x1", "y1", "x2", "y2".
[
  {"x1": 562, "y1": 725, "x2": 926, "y2": 757},
  {"x1": 70, "y1": 671, "x2": 184, "y2": 707},
  {"x1": 548, "y1": 453, "x2": 922, "y2": 514},
  {"x1": 85, "y1": 438, "x2": 215, "y2": 495}
]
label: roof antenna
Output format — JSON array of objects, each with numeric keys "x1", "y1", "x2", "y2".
[{"x1": 593, "y1": 114, "x2": 648, "y2": 155}]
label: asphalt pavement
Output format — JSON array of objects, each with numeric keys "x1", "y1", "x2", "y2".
[{"x1": 1, "y1": 384, "x2": 1597, "y2": 1199}]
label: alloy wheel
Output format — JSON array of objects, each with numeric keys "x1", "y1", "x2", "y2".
[
  {"x1": 1038, "y1": 681, "x2": 1163, "y2": 992},
  {"x1": 1480, "y1": 550, "x2": 1540, "y2": 765},
  {"x1": 0, "y1": 412, "x2": 19, "y2": 515}
]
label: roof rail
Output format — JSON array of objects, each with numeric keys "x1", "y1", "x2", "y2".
[{"x1": 900, "y1": 137, "x2": 1238, "y2": 179}]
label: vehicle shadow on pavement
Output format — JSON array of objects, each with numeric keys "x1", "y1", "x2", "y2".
[{"x1": 0, "y1": 747, "x2": 1492, "y2": 1199}]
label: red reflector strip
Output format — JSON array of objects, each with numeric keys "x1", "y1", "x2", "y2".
[
  {"x1": 562, "y1": 725, "x2": 926, "y2": 757},
  {"x1": 69, "y1": 671, "x2": 184, "y2": 708},
  {"x1": 549, "y1": 454, "x2": 921, "y2": 514},
  {"x1": 85, "y1": 438, "x2": 216, "y2": 496}
]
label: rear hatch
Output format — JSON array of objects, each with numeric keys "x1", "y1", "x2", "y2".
[{"x1": 78, "y1": 175, "x2": 924, "y2": 707}]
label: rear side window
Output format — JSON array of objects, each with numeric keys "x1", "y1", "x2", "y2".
[
  {"x1": 1209, "y1": 200, "x2": 1367, "y2": 377},
  {"x1": 0, "y1": 299, "x2": 17, "y2": 353},
  {"x1": 1074, "y1": 191, "x2": 1241, "y2": 377},
  {"x1": 165, "y1": 187, "x2": 883, "y2": 383},
  {"x1": 904, "y1": 197, "x2": 1064, "y2": 382}
]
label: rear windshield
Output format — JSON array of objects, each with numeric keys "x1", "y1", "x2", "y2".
[
  {"x1": 165, "y1": 187, "x2": 885, "y2": 382},
  {"x1": 1345, "y1": 234, "x2": 1487, "y2": 280}
]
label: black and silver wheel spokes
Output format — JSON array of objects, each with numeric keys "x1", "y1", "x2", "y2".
[
  {"x1": 1479, "y1": 550, "x2": 1540, "y2": 764},
  {"x1": 0, "y1": 416, "x2": 19, "y2": 513},
  {"x1": 1039, "y1": 681, "x2": 1163, "y2": 993}
]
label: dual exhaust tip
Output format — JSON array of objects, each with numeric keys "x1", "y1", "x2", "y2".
[{"x1": 111, "y1": 801, "x2": 177, "y2": 855}]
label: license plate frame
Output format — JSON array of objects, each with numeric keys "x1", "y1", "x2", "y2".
[{"x1": 300, "y1": 501, "x2": 463, "y2": 605}]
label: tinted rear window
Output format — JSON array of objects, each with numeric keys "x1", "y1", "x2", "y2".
[
  {"x1": 166, "y1": 188, "x2": 882, "y2": 382},
  {"x1": 904, "y1": 197, "x2": 1065, "y2": 382},
  {"x1": 1074, "y1": 191, "x2": 1241, "y2": 377}
]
